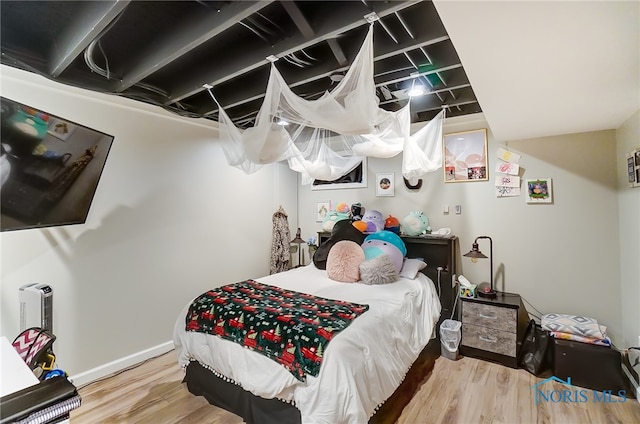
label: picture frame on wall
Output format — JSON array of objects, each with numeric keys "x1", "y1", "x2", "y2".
[
  {"x1": 628, "y1": 148, "x2": 640, "y2": 188},
  {"x1": 47, "y1": 118, "x2": 78, "y2": 141},
  {"x1": 316, "y1": 201, "x2": 331, "y2": 222},
  {"x1": 526, "y1": 178, "x2": 553, "y2": 203},
  {"x1": 443, "y1": 129, "x2": 488, "y2": 182},
  {"x1": 376, "y1": 173, "x2": 394, "y2": 197}
]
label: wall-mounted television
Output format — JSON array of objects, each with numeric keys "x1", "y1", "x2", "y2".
[{"x1": 1, "y1": 97, "x2": 114, "y2": 232}]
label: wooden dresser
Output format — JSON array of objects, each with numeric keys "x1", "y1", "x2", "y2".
[{"x1": 459, "y1": 293, "x2": 529, "y2": 368}]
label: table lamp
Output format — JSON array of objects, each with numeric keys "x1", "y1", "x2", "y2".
[{"x1": 463, "y1": 236, "x2": 496, "y2": 299}]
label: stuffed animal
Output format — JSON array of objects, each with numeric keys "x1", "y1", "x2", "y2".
[
  {"x1": 384, "y1": 215, "x2": 400, "y2": 234},
  {"x1": 361, "y1": 209, "x2": 384, "y2": 233},
  {"x1": 314, "y1": 219, "x2": 366, "y2": 270},
  {"x1": 350, "y1": 202, "x2": 365, "y2": 221},
  {"x1": 401, "y1": 211, "x2": 431, "y2": 236},
  {"x1": 4, "y1": 107, "x2": 49, "y2": 157},
  {"x1": 361, "y1": 230, "x2": 406, "y2": 273},
  {"x1": 326, "y1": 240, "x2": 365, "y2": 283},
  {"x1": 352, "y1": 220, "x2": 368, "y2": 233},
  {"x1": 321, "y1": 210, "x2": 350, "y2": 232},
  {"x1": 335, "y1": 202, "x2": 350, "y2": 214}
]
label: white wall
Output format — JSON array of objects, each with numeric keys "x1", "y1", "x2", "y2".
[
  {"x1": 1, "y1": 63, "x2": 635, "y2": 385},
  {"x1": 298, "y1": 113, "x2": 624, "y2": 345},
  {"x1": 0, "y1": 66, "x2": 298, "y2": 379},
  {"x1": 616, "y1": 109, "x2": 640, "y2": 349}
]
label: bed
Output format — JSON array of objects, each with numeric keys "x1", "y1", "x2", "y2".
[{"x1": 173, "y1": 236, "x2": 457, "y2": 424}]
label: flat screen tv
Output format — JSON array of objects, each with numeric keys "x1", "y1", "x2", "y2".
[{"x1": 1, "y1": 97, "x2": 114, "y2": 232}]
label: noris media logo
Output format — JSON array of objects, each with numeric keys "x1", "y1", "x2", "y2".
[{"x1": 532, "y1": 376, "x2": 627, "y2": 405}]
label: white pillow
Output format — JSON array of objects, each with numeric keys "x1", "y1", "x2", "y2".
[{"x1": 399, "y1": 258, "x2": 427, "y2": 279}]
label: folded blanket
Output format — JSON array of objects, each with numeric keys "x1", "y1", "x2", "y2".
[
  {"x1": 549, "y1": 331, "x2": 611, "y2": 346},
  {"x1": 541, "y1": 313, "x2": 611, "y2": 346},
  {"x1": 541, "y1": 313, "x2": 607, "y2": 338}
]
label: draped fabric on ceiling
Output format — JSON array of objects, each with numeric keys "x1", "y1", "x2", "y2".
[{"x1": 213, "y1": 24, "x2": 445, "y2": 185}]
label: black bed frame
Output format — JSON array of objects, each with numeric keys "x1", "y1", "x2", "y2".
[{"x1": 183, "y1": 235, "x2": 458, "y2": 424}]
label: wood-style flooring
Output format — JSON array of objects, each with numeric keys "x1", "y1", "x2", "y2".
[{"x1": 70, "y1": 349, "x2": 640, "y2": 423}]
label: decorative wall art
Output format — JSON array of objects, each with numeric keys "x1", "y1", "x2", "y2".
[
  {"x1": 444, "y1": 129, "x2": 488, "y2": 182},
  {"x1": 495, "y1": 146, "x2": 522, "y2": 198},
  {"x1": 47, "y1": 118, "x2": 78, "y2": 141},
  {"x1": 627, "y1": 148, "x2": 640, "y2": 188},
  {"x1": 526, "y1": 178, "x2": 553, "y2": 204},
  {"x1": 376, "y1": 173, "x2": 394, "y2": 197},
  {"x1": 316, "y1": 201, "x2": 331, "y2": 222}
]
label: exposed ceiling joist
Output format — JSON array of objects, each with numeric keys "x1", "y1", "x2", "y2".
[
  {"x1": 1, "y1": 0, "x2": 482, "y2": 129},
  {"x1": 165, "y1": 0, "x2": 419, "y2": 105},
  {"x1": 326, "y1": 38, "x2": 348, "y2": 66},
  {"x1": 49, "y1": 0, "x2": 130, "y2": 77},
  {"x1": 281, "y1": 1, "x2": 314, "y2": 39},
  {"x1": 116, "y1": 1, "x2": 274, "y2": 92},
  {"x1": 201, "y1": 34, "x2": 452, "y2": 116}
]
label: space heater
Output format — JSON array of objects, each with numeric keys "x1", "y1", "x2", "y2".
[{"x1": 19, "y1": 283, "x2": 53, "y2": 332}]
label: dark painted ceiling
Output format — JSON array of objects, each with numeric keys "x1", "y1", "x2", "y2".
[{"x1": 0, "y1": 1, "x2": 481, "y2": 129}]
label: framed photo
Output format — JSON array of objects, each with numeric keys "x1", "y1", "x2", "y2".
[
  {"x1": 443, "y1": 129, "x2": 488, "y2": 182},
  {"x1": 376, "y1": 173, "x2": 394, "y2": 197},
  {"x1": 47, "y1": 118, "x2": 78, "y2": 141},
  {"x1": 316, "y1": 201, "x2": 331, "y2": 222},
  {"x1": 628, "y1": 148, "x2": 640, "y2": 188},
  {"x1": 526, "y1": 178, "x2": 553, "y2": 203}
]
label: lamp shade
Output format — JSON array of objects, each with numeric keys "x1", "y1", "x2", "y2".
[
  {"x1": 291, "y1": 227, "x2": 304, "y2": 244},
  {"x1": 463, "y1": 242, "x2": 487, "y2": 259}
]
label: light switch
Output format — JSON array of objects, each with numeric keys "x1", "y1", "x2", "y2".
[
  {"x1": 455, "y1": 205, "x2": 462, "y2": 214},
  {"x1": 443, "y1": 205, "x2": 449, "y2": 214}
]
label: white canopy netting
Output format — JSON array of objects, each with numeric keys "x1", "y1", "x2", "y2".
[{"x1": 211, "y1": 24, "x2": 444, "y2": 185}]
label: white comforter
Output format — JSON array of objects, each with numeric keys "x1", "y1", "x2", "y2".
[{"x1": 173, "y1": 264, "x2": 441, "y2": 424}]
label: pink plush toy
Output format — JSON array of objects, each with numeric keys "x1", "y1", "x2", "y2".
[{"x1": 326, "y1": 240, "x2": 365, "y2": 283}]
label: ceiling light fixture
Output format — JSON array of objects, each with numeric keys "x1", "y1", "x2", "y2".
[
  {"x1": 329, "y1": 74, "x2": 344, "y2": 83},
  {"x1": 275, "y1": 115, "x2": 289, "y2": 126},
  {"x1": 407, "y1": 78, "x2": 426, "y2": 97}
]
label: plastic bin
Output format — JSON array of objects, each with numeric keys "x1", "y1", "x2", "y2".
[{"x1": 440, "y1": 319, "x2": 462, "y2": 360}]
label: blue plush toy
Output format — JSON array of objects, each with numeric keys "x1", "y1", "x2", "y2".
[
  {"x1": 322, "y1": 210, "x2": 350, "y2": 232},
  {"x1": 401, "y1": 211, "x2": 431, "y2": 236},
  {"x1": 361, "y1": 230, "x2": 406, "y2": 272}
]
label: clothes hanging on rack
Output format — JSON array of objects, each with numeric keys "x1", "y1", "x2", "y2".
[{"x1": 270, "y1": 206, "x2": 291, "y2": 274}]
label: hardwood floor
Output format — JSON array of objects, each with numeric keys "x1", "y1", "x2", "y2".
[{"x1": 71, "y1": 349, "x2": 640, "y2": 423}]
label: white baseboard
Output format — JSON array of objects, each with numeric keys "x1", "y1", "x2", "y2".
[
  {"x1": 69, "y1": 341, "x2": 174, "y2": 388},
  {"x1": 622, "y1": 363, "x2": 640, "y2": 403}
]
